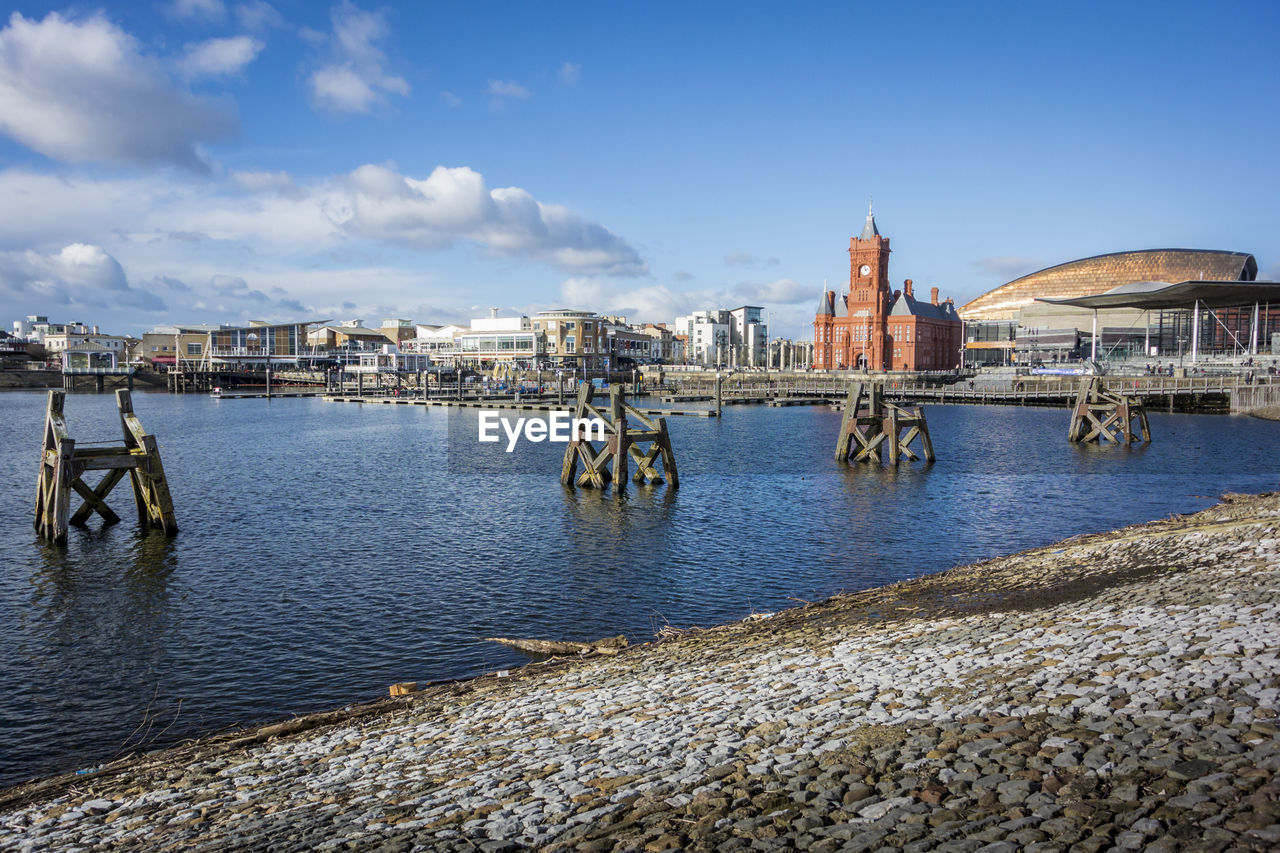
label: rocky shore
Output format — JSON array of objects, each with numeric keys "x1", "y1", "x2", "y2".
[{"x1": 3, "y1": 493, "x2": 1280, "y2": 852}]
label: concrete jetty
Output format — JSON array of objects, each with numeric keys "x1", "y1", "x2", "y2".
[{"x1": 3, "y1": 494, "x2": 1280, "y2": 851}]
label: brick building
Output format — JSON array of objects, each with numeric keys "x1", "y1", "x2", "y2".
[{"x1": 814, "y1": 206, "x2": 962, "y2": 371}]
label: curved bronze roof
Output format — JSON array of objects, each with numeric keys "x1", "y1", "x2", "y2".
[{"x1": 959, "y1": 249, "x2": 1258, "y2": 320}]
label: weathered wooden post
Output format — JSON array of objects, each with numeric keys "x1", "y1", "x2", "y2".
[
  {"x1": 561, "y1": 383, "x2": 677, "y2": 491},
  {"x1": 835, "y1": 381, "x2": 935, "y2": 465},
  {"x1": 1068, "y1": 377, "x2": 1151, "y2": 444},
  {"x1": 715, "y1": 372, "x2": 723, "y2": 417},
  {"x1": 35, "y1": 390, "x2": 178, "y2": 545}
]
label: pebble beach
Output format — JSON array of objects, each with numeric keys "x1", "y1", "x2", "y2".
[{"x1": 3, "y1": 492, "x2": 1280, "y2": 852}]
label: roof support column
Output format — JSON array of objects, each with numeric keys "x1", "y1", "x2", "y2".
[
  {"x1": 1091, "y1": 310, "x2": 1098, "y2": 362},
  {"x1": 1144, "y1": 310, "x2": 1150, "y2": 358},
  {"x1": 1191, "y1": 300, "x2": 1200, "y2": 364},
  {"x1": 1251, "y1": 302, "x2": 1260, "y2": 357}
]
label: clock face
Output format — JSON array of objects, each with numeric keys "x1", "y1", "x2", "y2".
[{"x1": 859, "y1": 264, "x2": 871, "y2": 276}]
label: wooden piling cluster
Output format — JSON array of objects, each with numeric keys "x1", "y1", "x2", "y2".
[
  {"x1": 560, "y1": 384, "x2": 678, "y2": 490},
  {"x1": 1067, "y1": 378, "x2": 1151, "y2": 444},
  {"x1": 835, "y1": 382, "x2": 936, "y2": 465},
  {"x1": 35, "y1": 390, "x2": 178, "y2": 545}
]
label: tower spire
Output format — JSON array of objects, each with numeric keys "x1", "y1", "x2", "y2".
[{"x1": 859, "y1": 198, "x2": 879, "y2": 240}]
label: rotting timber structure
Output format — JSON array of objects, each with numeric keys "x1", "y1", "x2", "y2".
[
  {"x1": 35, "y1": 390, "x2": 178, "y2": 545},
  {"x1": 835, "y1": 381, "x2": 936, "y2": 466},
  {"x1": 560, "y1": 384, "x2": 678, "y2": 491},
  {"x1": 1067, "y1": 377, "x2": 1151, "y2": 445}
]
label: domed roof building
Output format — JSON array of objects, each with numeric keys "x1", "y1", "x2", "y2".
[{"x1": 959, "y1": 249, "x2": 1258, "y2": 321}]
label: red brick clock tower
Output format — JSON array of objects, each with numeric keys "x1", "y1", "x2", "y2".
[{"x1": 846, "y1": 204, "x2": 891, "y2": 369}]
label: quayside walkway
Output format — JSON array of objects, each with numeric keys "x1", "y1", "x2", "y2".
[{"x1": 3, "y1": 493, "x2": 1279, "y2": 851}]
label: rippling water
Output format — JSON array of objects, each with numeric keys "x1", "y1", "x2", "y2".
[{"x1": 1, "y1": 390, "x2": 1276, "y2": 786}]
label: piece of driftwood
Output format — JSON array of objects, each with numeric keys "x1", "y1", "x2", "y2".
[{"x1": 484, "y1": 634, "x2": 628, "y2": 657}]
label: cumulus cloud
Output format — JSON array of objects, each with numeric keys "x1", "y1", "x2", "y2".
[
  {"x1": 234, "y1": 1, "x2": 284, "y2": 31},
  {"x1": 559, "y1": 62, "x2": 580, "y2": 85},
  {"x1": 488, "y1": 79, "x2": 530, "y2": 99},
  {"x1": 230, "y1": 169, "x2": 304, "y2": 197},
  {"x1": 308, "y1": 1, "x2": 409, "y2": 114},
  {"x1": 972, "y1": 256, "x2": 1042, "y2": 281},
  {"x1": 560, "y1": 278, "x2": 696, "y2": 323},
  {"x1": 178, "y1": 35, "x2": 263, "y2": 77},
  {"x1": 0, "y1": 12, "x2": 236, "y2": 169},
  {"x1": 734, "y1": 278, "x2": 811, "y2": 304},
  {"x1": 344, "y1": 164, "x2": 646, "y2": 276},
  {"x1": 0, "y1": 244, "x2": 166, "y2": 311}
]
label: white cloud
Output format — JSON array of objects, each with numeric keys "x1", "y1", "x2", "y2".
[
  {"x1": 734, "y1": 278, "x2": 810, "y2": 303},
  {"x1": 230, "y1": 169, "x2": 304, "y2": 197},
  {"x1": 0, "y1": 243, "x2": 166, "y2": 312},
  {"x1": 0, "y1": 162, "x2": 648, "y2": 328},
  {"x1": 308, "y1": 2, "x2": 409, "y2": 114},
  {"x1": 561, "y1": 278, "x2": 696, "y2": 323},
  {"x1": 178, "y1": 35, "x2": 263, "y2": 77},
  {"x1": 559, "y1": 62, "x2": 580, "y2": 85},
  {"x1": 170, "y1": 0, "x2": 227, "y2": 22},
  {"x1": 488, "y1": 80, "x2": 530, "y2": 99},
  {"x1": 0, "y1": 12, "x2": 236, "y2": 169},
  {"x1": 344, "y1": 164, "x2": 646, "y2": 276},
  {"x1": 440, "y1": 90, "x2": 461, "y2": 107},
  {"x1": 234, "y1": 1, "x2": 284, "y2": 31}
]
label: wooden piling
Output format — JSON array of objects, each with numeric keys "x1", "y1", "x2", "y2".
[
  {"x1": 835, "y1": 381, "x2": 936, "y2": 466},
  {"x1": 561, "y1": 383, "x2": 678, "y2": 492},
  {"x1": 34, "y1": 389, "x2": 178, "y2": 545},
  {"x1": 1067, "y1": 378, "x2": 1151, "y2": 445}
]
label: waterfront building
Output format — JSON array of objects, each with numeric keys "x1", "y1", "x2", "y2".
[
  {"x1": 673, "y1": 310, "x2": 730, "y2": 366},
  {"x1": 458, "y1": 313, "x2": 545, "y2": 368},
  {"x1": 0, "y1": 330, "x2": 31, "y2": 367},
  {"x1": 60, "y1": 342, "x2": 125, "y2": 373},
  {"x1": 728, "y1": 306, "x2": 768, "y2": 367},
  {"x1": 35, "y1": 322, "x2": 132, "y2": 363},
  {"x1": 531, "y1": 310, "x2": 607, "y2": 370},
  {"x1": 378, "y1": 319, "x2": 417, "y2": 347},
  {"x1": 307, "y1": 321, "x2": 393, "y2": 351},
  {"x1": 403, "y1": 324, "x2": 467, "y2": 356},
  {"x1": 601, "y1": 317, "x2": 658, "y2": 365},
  {"x1": 636, "y1": 323, "x2": 683, "y2": 364},
  {"x1": 958, "y1": 249, "x2": 1274, "y2": 363},
  {"x1": 135, "y1": 325, "x2": 219, "y2": 368},
  {"x1": 207, "y1": 320, "x2": 323, "y2": 368},
  {"x1": 814, "y1": 206, "x2": 962, "y2": 371}
]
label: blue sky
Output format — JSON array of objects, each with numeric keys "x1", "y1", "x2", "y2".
[{"x1": 1, "y1": 1, "x2": 1277, "y2": 338}]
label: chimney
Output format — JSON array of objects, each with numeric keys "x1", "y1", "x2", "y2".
[
  {"x1": 893, "y1": 289, "x2": 901, "y2": 301},
  {"x1": 904, "y1": 279, "x2": 914, "y2": 297},
  {"x1": 930, "y1": 287, "x2": 939, "y2": 305}
]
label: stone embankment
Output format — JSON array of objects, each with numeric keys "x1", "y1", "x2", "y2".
[{"x1": 4, "y1": 494, "x2": 1280, "y2": 852}]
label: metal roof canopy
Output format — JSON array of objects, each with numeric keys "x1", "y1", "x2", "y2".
[{"x1": 1036, "y1": 280, "x2": 1280, "y2": 311}]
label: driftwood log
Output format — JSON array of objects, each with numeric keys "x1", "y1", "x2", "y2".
[{"x1": 484, "y1": 635, "x2": 628, "y2": 657}]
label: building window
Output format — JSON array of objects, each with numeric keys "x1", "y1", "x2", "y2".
[
  {"x1": 564, "y1": 321, "x2": 576, "y2": 330},
  {"x1": 565, "y1": 336, "x2": 576, "y2": 353},
  {"x1": 186, "y1": 343, "x2": 202, "y2": 355}
]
